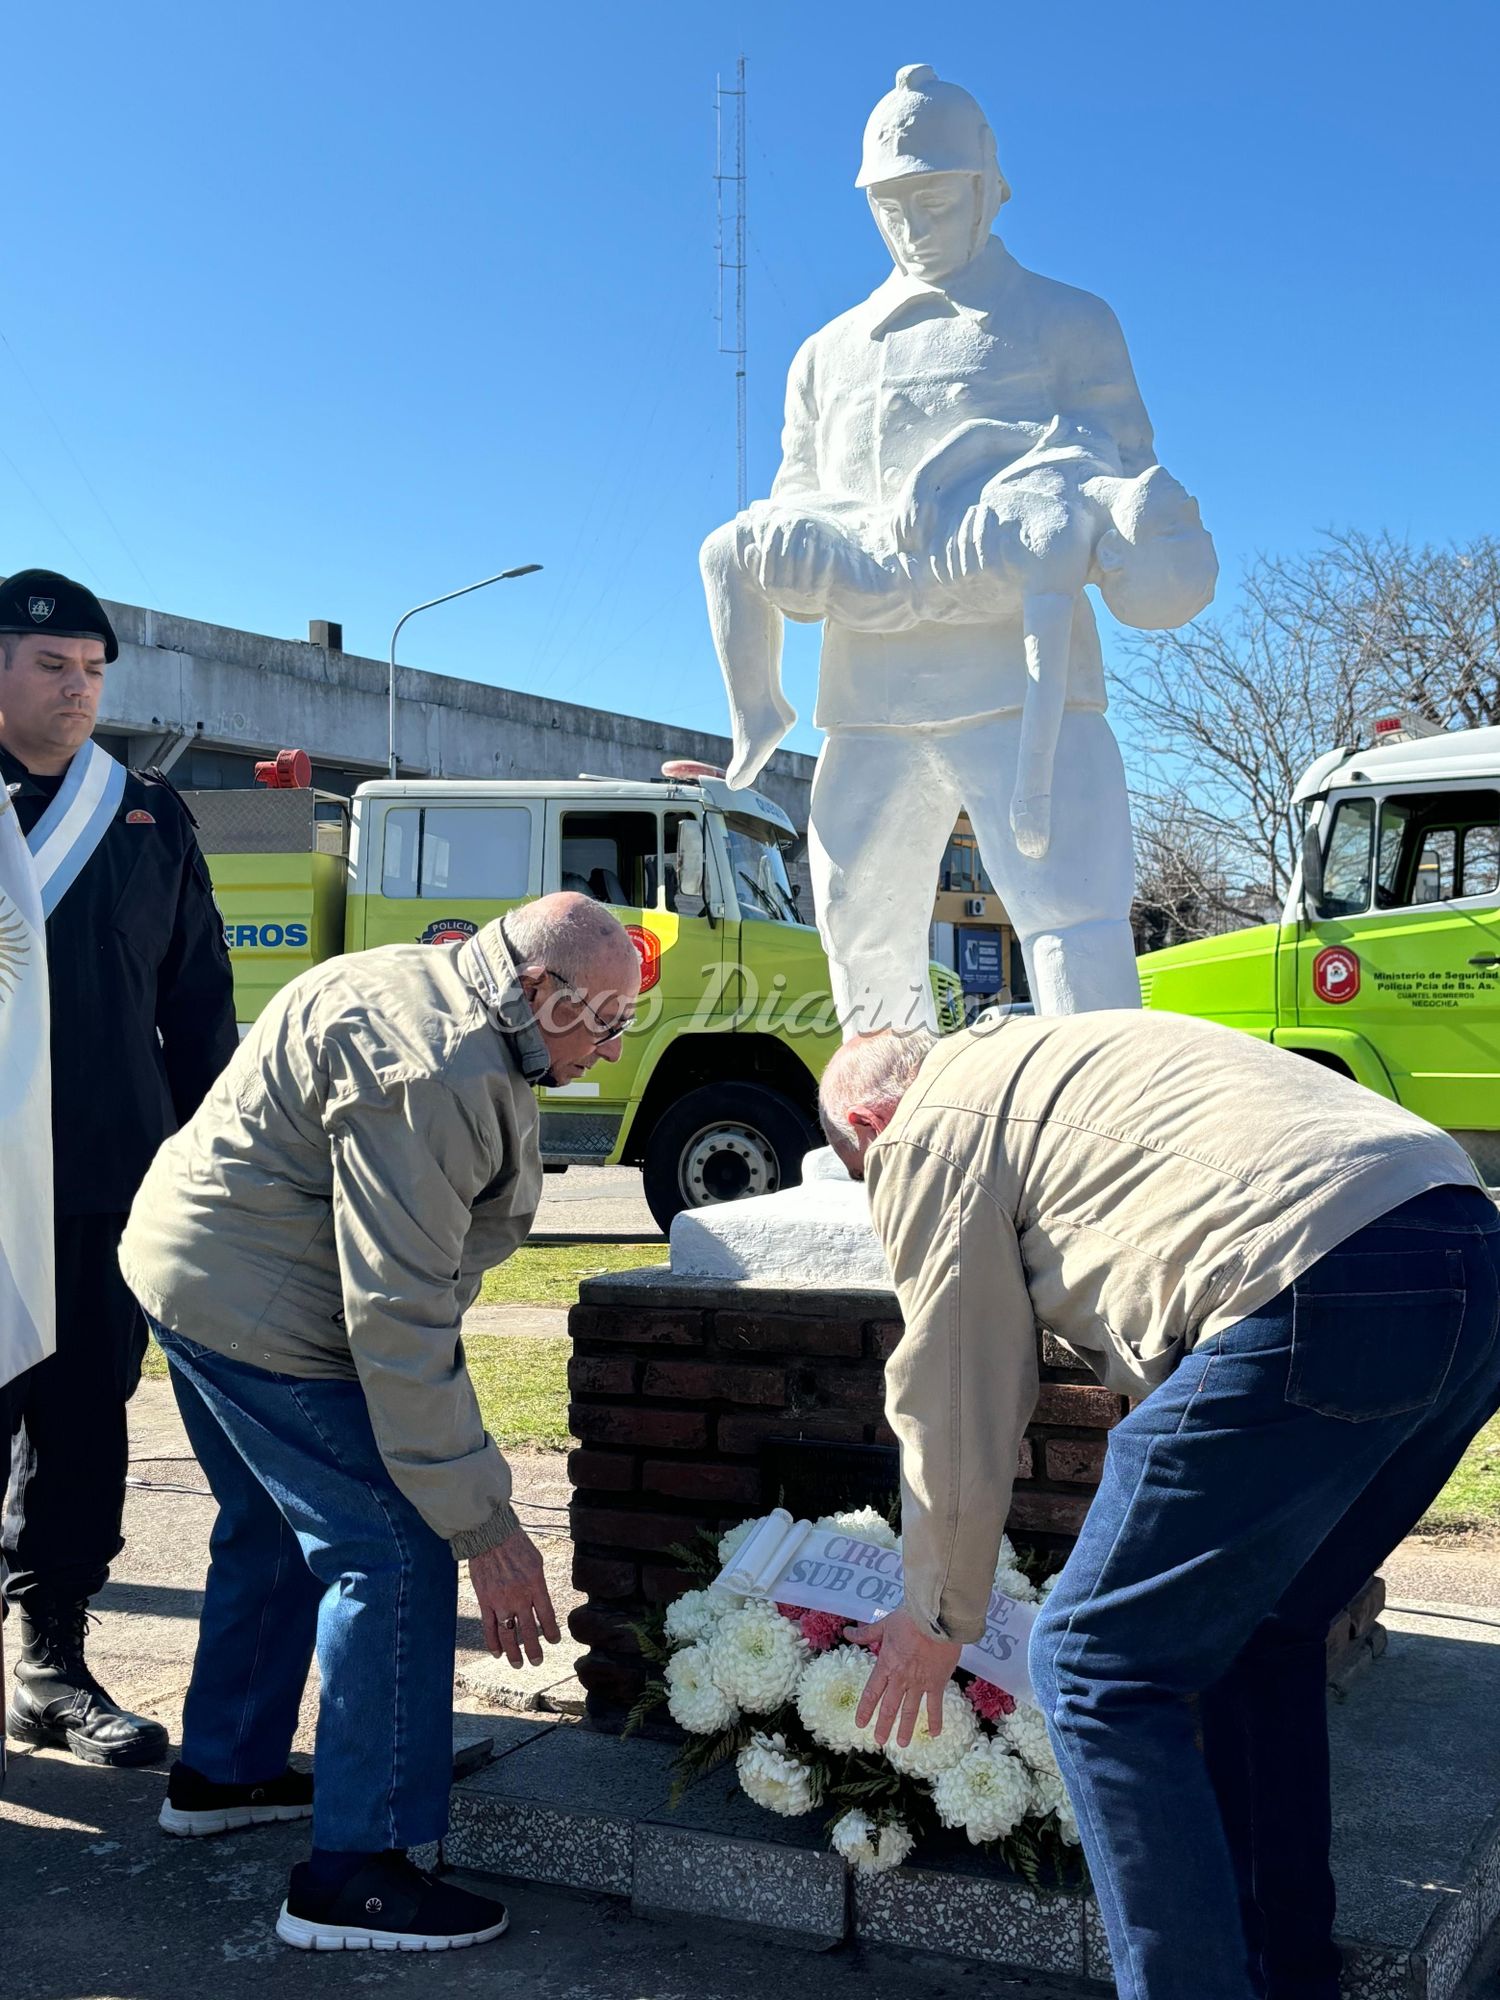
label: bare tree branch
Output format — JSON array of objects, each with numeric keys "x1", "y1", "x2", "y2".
[{"x1": 1119, "y1": 532, "x2": 1500, "y2": 934}]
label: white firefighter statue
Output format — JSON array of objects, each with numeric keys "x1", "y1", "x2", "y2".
[{"x1": 699, "y1": 64, "x2": 1217, "y2": 1032}]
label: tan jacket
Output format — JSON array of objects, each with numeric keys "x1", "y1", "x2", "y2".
[
  {"x1": 866, "y1": 1011, "x2": 1479, "y2": 1645},
  {"x1": 120, "y1": 923, "x2": 545, "y2": 1558}
]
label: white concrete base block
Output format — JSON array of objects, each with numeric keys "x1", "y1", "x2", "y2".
[{"x1": 667, "y1": 1148, "x2": 891, "y2": 1286}]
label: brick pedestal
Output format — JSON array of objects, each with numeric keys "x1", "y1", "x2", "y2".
[{"x1": 566, "y1": 1269, "x2": 1128, "y2": 1730}]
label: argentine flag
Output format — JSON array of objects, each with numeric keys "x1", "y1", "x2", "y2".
[{"x1": 0, "y1": 785, "x2": 53, "y2": 1389}]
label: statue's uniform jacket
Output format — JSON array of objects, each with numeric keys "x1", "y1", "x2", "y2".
[{"x1": 771, "y1": 235, "x2": 1154, "y2": 732}]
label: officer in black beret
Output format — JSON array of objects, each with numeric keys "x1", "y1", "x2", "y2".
[{"x1": 0, "y1": 569, "x2": 238, "y2": 1765}]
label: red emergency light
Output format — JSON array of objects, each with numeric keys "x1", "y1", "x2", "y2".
[
  {"x1": 625, "y1": 924, "x2": 661, "y2": 992},
  {"x1": 661, "y1": 759, "x2": 724, "y2": 781},
  {"x1": 255, "y1": 748, "x2": 313, "y2": 789}
]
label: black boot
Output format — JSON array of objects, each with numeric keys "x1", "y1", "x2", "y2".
[{"x1": 6, "y1": 1602, "x2": 168, "y2": 1767}]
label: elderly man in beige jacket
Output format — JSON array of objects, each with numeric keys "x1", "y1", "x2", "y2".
[
  {"x1": 120, "y1": 894, "x2": 639, "y2": 1956},
  {"x1": 821, "y1": 1012, "x2": 1500, "y2": 2000}
]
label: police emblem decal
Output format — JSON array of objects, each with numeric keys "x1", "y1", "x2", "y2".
[
  {"x1": 125, "y1": 809, "x2": 156, "y2": 826},
  {"x1": 418, "y1": 917, "x2": 479, "y2": 945},
  {"x1": 1312, "y1": 945, "x2": 1360, "y2": 1004},
  {"x1": 27, "y1": 596, "x2": 55, "y2": 623}
]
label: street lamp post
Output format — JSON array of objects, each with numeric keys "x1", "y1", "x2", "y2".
[{"x1": 387, "y1": 564, "x2": 542, "y2": 778}]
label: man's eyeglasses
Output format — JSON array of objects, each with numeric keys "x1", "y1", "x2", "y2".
[{"x1": 544, "y1": 970, "x2": 635, "y2": 1046}]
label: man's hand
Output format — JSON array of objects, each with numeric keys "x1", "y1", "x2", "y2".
[
  {"x1": 846, "y1": 1609, "x2": 963, "y2": 1749},
  {"x1": 469, "y1": 1529, "x2": 561, "y2": 1670}
]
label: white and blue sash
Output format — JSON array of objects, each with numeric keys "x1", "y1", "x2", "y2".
[
  {"x1": 0, "y1": 787, "x2": 54, "y2": 1388},
  {"x1": 26, "y1": 738, "x2": 127, "y2": 918}
]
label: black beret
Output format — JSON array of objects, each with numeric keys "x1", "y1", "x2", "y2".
[{"x1": 0, "y1": 568, "x2": 118, "y2": 663}]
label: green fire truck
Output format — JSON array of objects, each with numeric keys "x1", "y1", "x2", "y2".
[
  {"x1": 186, "y1": 761, "x2": 963, "y2": 1232},
  {"x1": 1137, "y1": 718, "x2": 1500, "y2": 1180}
]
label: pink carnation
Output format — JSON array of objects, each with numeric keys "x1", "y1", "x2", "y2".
[
  {"x1": 965, "y1": 1678, "x2": 1017, "y2": 1722},
  {"x1": 776, "y1": 1604, "x2": 845, "y2": 1653}
]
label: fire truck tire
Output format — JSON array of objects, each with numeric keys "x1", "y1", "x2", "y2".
[{"x1": 641, "y1": 1082, "x2": 821, "y2": 1235}]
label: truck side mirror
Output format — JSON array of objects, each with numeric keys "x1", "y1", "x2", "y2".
[
  {"x1": 1301, "y1": 821, "x2": 1324, "y2": 919},
  {"x1": 675, "y1": 820, "x2": 705, "y2": 899}
]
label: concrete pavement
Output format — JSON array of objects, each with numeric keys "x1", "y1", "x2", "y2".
[
  {"x1": 1, "y1": 1382, "x2": 1069, "y2": 1996},
  {"x1": 1383, "y1": 1533, "x2": 1500, "y2": 1612},
  {"x1": 0, "y1": 1752, "x2": 1077, "y2": 2000},
  {"x1": 532, "y1": 1165, "x2": 659, "y2": 1241}
]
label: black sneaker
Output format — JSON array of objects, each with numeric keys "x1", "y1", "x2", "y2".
[
  {"x1": 158, "y1": 1760, "x2": 314, "y2": 1838},
  {"x1": 276, "y1": 1852, "x2": 509, "y2": 1953}
]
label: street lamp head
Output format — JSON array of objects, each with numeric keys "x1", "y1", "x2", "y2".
[{"x1": 388, "y1": 561, "x2": 544, "y2": 778}]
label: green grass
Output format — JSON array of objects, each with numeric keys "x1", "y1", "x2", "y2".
[
  {"x1": 477, "y1": 1241, "x2": 666, "y2": 1307},
  {"x1": 464, "y1": 1334, "x2": 572, "y2": 1451},
  {"x1": 1418, "y1": 1412, "x2": 1500, "y2": 1534}
]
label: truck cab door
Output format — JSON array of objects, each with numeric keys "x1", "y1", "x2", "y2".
[
  {"x1": 1298, "y1": 784, "x2": 1500, "y2": 1130},
  {"x1": 535, "y1": 801, "x2": 726, "y2": 1163}
]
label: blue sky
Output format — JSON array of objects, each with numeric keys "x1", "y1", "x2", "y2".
[{"x1": 4, "y1": 1, "x2": 1497, "y2": 771}]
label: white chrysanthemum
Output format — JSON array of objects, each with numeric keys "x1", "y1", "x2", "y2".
[
  {"x1": 880, "y1": 1682, "x2": 978, "y2": 1778},
  {"x1": 736, "y1": 1731, "x2": 818, "y2": 1817},
  {"x1": 707, "y1": 1600, "x2": 809, "y2": 1712},
  {"x1": 998, "y1": 1533, "x2": 1018, "y2": 1566},
  {"x1": 796, "y1": 1644, "x2": 879, "y2": 1753},
  {"x1": 664, "y1": 1586, "x2": 737, "y2": 1647},
  {"x1": 1001, "y1": 1700, "x2": 1058, "y2": 1774},
  {"x1": 993, "y1": 1562, "x2": 1040, "y2": 1604},
  {"x1": 1031, "y1": 1766, "x2": 1081, "y2": 1844},
  {"x1": 665, "y1": 1644, "x2": 739, "y2": 1734},
  {"x1": 717, "y1": 1519, "x2": 756, "y2": 1566},
  {"x1": 1039, "y1": 1571, "x2": 1061, "y2": 1599},
  {"x1": 814, "y1": 1506, "x2": 898, "y2": 1551},
  {"x1": 933, "y1": 1739, "x2": 1035, "y2": 1844},
  {"x1": 830, "y1": 1808, "x2": 915, "y2": 1874}
]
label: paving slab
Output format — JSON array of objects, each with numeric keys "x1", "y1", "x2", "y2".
[
  {"x1": 635, "y1": 1821, "x2": 850, "y2": 1950},
  {"x1": 462, "y1": 1303, "x2": 571, "y2": 1338},
  {"x1": 853, "y1": 1862, "x2": 1090, "y2": 1979},
  {"x1": 533, "y1": 1163, "x2": 660, "y2": 1240},
  {"x1": 1384, "y1": 1536, "x2": 1500, "y2": 1612}
]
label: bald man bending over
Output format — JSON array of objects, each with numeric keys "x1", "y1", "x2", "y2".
[
  {"x1": 821, "y1": 1014, "x2": 1499, "y2": 2000},
  {"x1": 120, "y1": 896, "x2": 640, "y2": 1955}
]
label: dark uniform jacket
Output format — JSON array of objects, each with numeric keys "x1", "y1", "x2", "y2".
[{"x1": 0, "y1": 741, "x2": 238, "y2": 1215}]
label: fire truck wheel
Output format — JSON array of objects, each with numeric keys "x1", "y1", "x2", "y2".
[{"x1": 641, "y1": 1082, "x2": 820, "y2": 1235}]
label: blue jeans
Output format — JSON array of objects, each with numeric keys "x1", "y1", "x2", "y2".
[
  {"x1": 157, "y1": 1329, "x2": 458, "y2": 1851},
  {"x1": 1029, "y1": 1184, "x2": 1500, "y2": 2000}
]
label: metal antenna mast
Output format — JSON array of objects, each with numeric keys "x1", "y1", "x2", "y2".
[{"x1": 715, "y1": 55, "x2": 748, "y2": 510}]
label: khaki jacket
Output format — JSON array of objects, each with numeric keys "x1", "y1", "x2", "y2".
[
  {"x1": 866, "y1": 1011, "x2": 1479, "y2": 1645},
  {"x1": 120, "y1": 923, "x2": 545, "y2": 1557}
]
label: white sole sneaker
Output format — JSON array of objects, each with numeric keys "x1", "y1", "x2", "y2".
[
  {"x1": 274, "y1": 1906, "x2": 510, "y2": 1952},
  {"x1": 159, "y1": 1799, "x2": 314, "y2": 1838}
]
